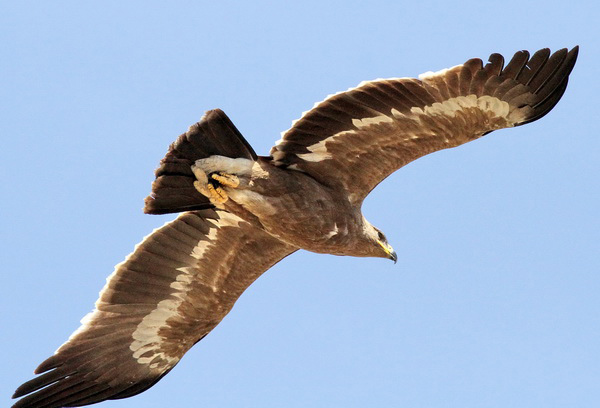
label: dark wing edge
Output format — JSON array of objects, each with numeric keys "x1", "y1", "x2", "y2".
[
  {"x1": 270, "y1": 46, "x2": 578, "y2": 203},
  {"x1": 12, "y1": 209, "x2": 296, "y2": 408}
]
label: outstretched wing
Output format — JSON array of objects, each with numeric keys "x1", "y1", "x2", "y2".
[
  {"x1": 270, "y1": 47, "x2": 578, "y2": 204},
  {"x1": 13, "y1": 209, "x2": 296, "y2": 408}
]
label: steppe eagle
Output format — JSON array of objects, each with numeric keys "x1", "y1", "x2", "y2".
[{"x1": 13, "y1": 46, "x2": 578, "y2": 408}]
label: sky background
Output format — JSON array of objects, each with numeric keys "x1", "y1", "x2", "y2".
[{"x1": 2, "y1": 1, "x2": 598, "y2": 407}]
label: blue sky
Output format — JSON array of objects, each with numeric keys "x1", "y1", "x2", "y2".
[{"x1": 2, "y1": 1, "x2": 598, "y2": 407}]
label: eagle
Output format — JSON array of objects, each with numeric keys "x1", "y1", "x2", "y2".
[{"x1": 13, "y1": 47, "x2": 578, "y2": 408}]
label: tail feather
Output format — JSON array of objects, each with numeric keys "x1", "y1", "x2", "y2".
[{"x1": 144, "y1": 109, "x2": 257, "y2": 215}]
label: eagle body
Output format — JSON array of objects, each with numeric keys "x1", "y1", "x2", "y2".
[
  {"x1": 197, "y1": 156, "x2": 376, "y2": 257},
  {"x1": 12, "y1": 46, "x2": 578, "y2": 408}
]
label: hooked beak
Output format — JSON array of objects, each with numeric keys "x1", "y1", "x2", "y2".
[{"x1": 377, "y1": 240, "x2": 397, "y2": 264}]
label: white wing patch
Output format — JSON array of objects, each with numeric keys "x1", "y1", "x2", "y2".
[
  {"x1": 128, "y1": 212, "x2": 242, "y2": 371},
  {"x1": 352, "y1": 115, "x2": 394, "y2": 128},
  {"x1": 405, "y1": 95, "x2": 510, "y2": 120},
  {"x1": 296, "y1": 139, "x2": 333, "y2": 162}
]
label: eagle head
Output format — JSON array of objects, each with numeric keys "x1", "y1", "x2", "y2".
[{"x1": 363, "y1": 220, "x2": 397, "y2": 263}]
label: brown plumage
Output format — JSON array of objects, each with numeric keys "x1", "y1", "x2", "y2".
[{"x1": 13, "y1": 46, "x2": 578, "y2": 408}]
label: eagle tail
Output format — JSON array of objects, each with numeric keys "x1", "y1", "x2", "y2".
[{"x1": 143, "y1": 109, "x2": 257, "y2": 215}]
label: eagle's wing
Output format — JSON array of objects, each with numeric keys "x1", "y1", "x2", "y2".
[
  {"x1": 13, "y1": 209, "x2": 296, "y2": 408},
  {"x1": 270, "y1": 47, "x2": 578, "y2": 204}
]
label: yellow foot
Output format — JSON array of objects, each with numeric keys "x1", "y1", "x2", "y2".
[
  {"x1": 207, "y1": 183, "x2": 228, "y2": 203},
  {"x1": 191, "y1": 166, "x2": 238, "y2": 205},
  {"x1": 193, "y1": 180, "x2": 229, "y2": 204},
  {"x1": 211, "y1": 172, "x2": 240, "y2": 188}
]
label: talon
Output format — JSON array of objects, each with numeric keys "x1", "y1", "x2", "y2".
[
  {"x1": 211, "y1": 172, "x2": 239, "y2": 188},
  {"x1": 206, "y1": 183, "x2": 228, "y2": 203}
]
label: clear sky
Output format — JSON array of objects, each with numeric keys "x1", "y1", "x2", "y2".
[{"x1": 2, "y1": 1, "x2": 598, "y2": 407}]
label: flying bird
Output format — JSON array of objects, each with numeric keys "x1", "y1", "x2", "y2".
[{"x1": 13, "y1": 46, "x2": 578, "y2": 408}]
